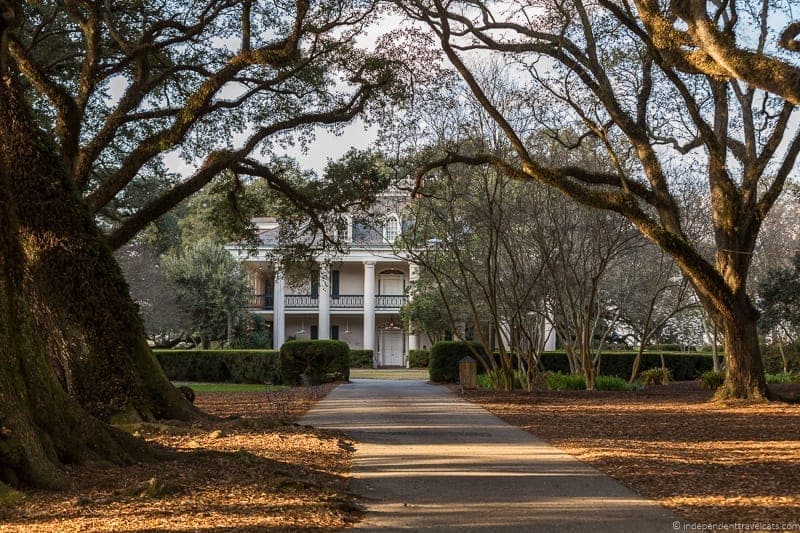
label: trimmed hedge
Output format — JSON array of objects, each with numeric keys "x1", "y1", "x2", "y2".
[
  {"x1": 408, "y1": 349, "x2": 429, "y2": 368},
  {"x1": 350, "y1": 349, "x2": 374, "y2": 368},
  {"x1": 280, "y1": 340, "x2": 350, "y2": 385},
  {"x1": 538, "y1": 351, "x2": 714, "y2": 381},
  {"x1": 154, "y1": 349, "x2": 280, "y2": 384},
  {"x1": 429, "y1": 341, "x2": 487, "y2": 383}
]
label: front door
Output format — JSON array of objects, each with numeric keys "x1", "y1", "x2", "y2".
[{"x1": 381, "y1": 330, "x2": 404, "y2": 366}]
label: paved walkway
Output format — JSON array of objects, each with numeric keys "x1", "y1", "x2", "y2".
[{"x1": 301, "y1": 379, "x2": 681, "y2": 532}]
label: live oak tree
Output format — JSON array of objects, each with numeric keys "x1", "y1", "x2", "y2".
[
  {"x1": 0, "y1": 0, "x2": 401, "y2": 490},
  {"x1": 633, "y1": 0, "x2": 800, "y2": 105},
  {"x1": 397, "y1": 0, "x2": 800, "y2": 399}
]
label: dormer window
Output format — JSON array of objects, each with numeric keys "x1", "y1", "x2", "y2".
[
  {"x1": 384, "y1": 214, "x2": 400, "y2": 243},
  {"x1": 333, "y1": 215, "x2": 352, "y2": 243},
  {"x1": 344, "y1": 215, "x2": 353, "y2": 243}
]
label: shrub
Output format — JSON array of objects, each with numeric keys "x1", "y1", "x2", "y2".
[
  {"x1": 154, "y1": 349, "x2": 280, "y2": 383},
  {"x1": 638, "y1": 367, "x2": 673, "y2": 385},
  {"x1": 539, "y1": 351, "x2": 713, "y2": 381},
  {"x1": 765, "y1": 372, "x2": 800, "y2": 384},
  {"x1": 477, "y1": 373, "x2": 494, "y2": 389},
  {"x1": 700, "y1": 370, "x2": 725, "y2": 390},
  {"x1": 279, "y1": 340, "x2": 350, "y2": 385},
  {"x1": 429, "y1": 341, "x2": 486, "y2": 383},
  {"x1": 546, "y1": 372, "x2": 586, "y2": 391},
  {"x1": 545, "y1": 372, "x2": 638, "y2": 391},
  {"x1": 596, "y1": 375, "x2": 638, "y2": 391},
  {"x1": 177, "y1": 385, "x2": 195, "y2": 404},
  {"x1": 349, "y1": 349, "x2": 374, "y2": 368},
  {"x1": 408, "y1": 349, "x2": 430, "y2": 368}
]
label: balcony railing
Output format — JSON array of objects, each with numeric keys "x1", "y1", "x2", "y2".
[
  {"x1": 246, "y1": 294, "x2": 274, "y2": 310},
  {"x1": 248, "y1": 293, "x2": 408, "y2": 310},
  {"x1": 285, "y1": 294, "x2": 319, "y2": 308},
  {"x1": 376, "y1": 295, "x2": 408, "y2": 308},
  {"x1": 331, "y1": 294, "x2": 364, "y2": 308}
]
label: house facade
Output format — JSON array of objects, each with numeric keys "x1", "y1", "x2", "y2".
[{"x1": 226, "y1": 207, "x2": 431, "y2": 367}]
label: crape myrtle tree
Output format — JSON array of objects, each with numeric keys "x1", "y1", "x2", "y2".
[
  {"x1": 402, "y1": 165, "x2": 550, "y2": 391},
  {"x1": 615, "y1": 247, "x2": 696, "y2": 382},
  {"x1": 396, "y1": 0, "x2": 800, "y2": 399},
  {"x1": 531, "y1": 186, "x2": 642, "y2": 389},
  {"x1": 0, "y1": 0, "x2": 405, "y2": 490}
]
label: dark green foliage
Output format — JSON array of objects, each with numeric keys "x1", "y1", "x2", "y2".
[
  {"x1": 758, "y1": 252, "x2": 800, "y2": 338},
  {"x1": 349, "y1": 349, "x2": 374, "y2": 368},
  {"x1": 177, "y1": 385, "x2": 196, "y2": 404},
  {"x1": 539, "y1": 351, "x2": 713, "y2": 380},
  {"x1": 596, "y1": 376, "x2": 639, "y2": 391},
  {"x1": 765, "y1": 372, "x2": 800, "y2": 384},
  {"x1": 408, "y1": 349, "x2": 429, "y2": 368},
  {"x1": 545, "y1": 372, "x2": 638, "y2": 391},
  {"x1": 279, "y1": 340, "x2": 350, "y2": 385},
  {"x1": 154, "y1": 350, "x2": 280, "y2": 384},
  {"x1": 429, "y1": 341, "x2": 486, "y2": 383},
  {"x1": 761, "y1": 342, "x2": 800, "y2": 373},
  {"x1": 546, "y1": 372, "x2": 586, "y2": 390},
  {"x1": 645, "y1": 344, "x2": 685, "y2": 352},
  {"x1": 700, "y1": 370, "x2": 726, "y2": 390}
]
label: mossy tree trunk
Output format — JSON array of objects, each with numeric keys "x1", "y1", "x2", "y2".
[{"x1": 0, "y1": 70, "x2": 197, "y2": 488}]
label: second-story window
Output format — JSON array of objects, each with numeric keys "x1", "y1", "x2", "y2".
[
  {"x1": 333, "y1": 216, "x2": 353, "y2": 243},
  {"x1": 384, "y1": 214, "x2": 400, "y2": 243}
]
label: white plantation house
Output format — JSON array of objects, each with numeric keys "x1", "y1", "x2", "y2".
[{"x1": 226, "y1": 195, "x2": 431, "y2": 367}]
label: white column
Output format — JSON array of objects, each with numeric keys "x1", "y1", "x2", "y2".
[
  {"x1": 407, "y1": 263, "x2": 420, "y2": 355},
  {"x1": 363, "y1": 261, "x2": 376, "y2": 365},
  {"x1": 318, "y1": 262, "x2": 330, "y2": 340},
  {"x1": 273, "y1": 270, "x2": 285, "y2": 349},
  {"x1": 544, "y1": 312, "x2": 557, "y2": 351}
]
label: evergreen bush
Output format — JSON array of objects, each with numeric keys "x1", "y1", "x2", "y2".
[
  {"x1": 700, "y1": 370, "x2": 726, "y2": 390},
  {"x1": 279, "y1": 340, "x2": 350, "y2": 385},
  {"x1": 429, "y1": 341, "x2": 486, "y2": 383},
  {"x1": 539, "y1": 351, "x2": 713, "y2": 380},
  {"x1": 349, "y1": 349, "x2": 374, "y2": 368},
  {"x1": 408, "y1": 349, "x2": 430, "y2": 368},
  {"x1": 154, "y1": 349, "x2": 280, "y2": 383},
  {"x1": 638, "y1": 367, "x2": 673, "y2": 385}
]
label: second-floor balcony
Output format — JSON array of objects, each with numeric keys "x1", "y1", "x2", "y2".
[
  {"x1": 246, "y1": 294, "x2": 274, "y2": 309},
  {"x1": 246, "y1": 293, "x2": 407, "y2": 311},
  {"x1": 375, "y1": 295, "x2": 408, "y2": 309}
]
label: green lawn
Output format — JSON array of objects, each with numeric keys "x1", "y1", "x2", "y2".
[
  {"x1": 172, "y1": 382, "x2": 287, "y2": 393},
  {"x1": 349, "y1": 368, "x2": 429, "y2": 380}
]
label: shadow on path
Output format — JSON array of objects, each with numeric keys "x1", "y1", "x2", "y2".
[{"x1": 301, "y1": 379, "x2": 680, "y2": 532}]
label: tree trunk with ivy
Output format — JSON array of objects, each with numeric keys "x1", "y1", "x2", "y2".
[{"x1": 0, "y1": 71, "x2": 197, "y2": 489}]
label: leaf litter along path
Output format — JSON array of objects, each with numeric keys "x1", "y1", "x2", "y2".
[
  {"x1": 1, "y1": 384, "x2": 361, "y2": 532},
  {"x1": 463, "y1": 381, "x2": 800, "y2": 526}
]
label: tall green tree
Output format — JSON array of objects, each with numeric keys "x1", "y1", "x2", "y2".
[
  {"x1": 758, "y1": 252, "x2": 800, "y2": 372},
  {"x1": 165, "y1": 241, "x2": 251, "y2": 347}
]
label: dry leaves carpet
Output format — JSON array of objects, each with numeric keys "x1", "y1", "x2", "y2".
[
  {"x1": 464, "y1": 381, "x2": 800, "y2": 525},
  {"x1": 1, "y1": 383, "x2": 360, "y2": 532}
]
